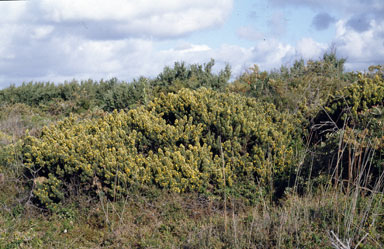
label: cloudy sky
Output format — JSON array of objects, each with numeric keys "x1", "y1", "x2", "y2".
[{"x1": 0, "y1": 0, "x2": 383, "y2": 88}]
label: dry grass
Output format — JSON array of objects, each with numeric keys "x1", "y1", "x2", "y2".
[{"x1": 2, "y1": 178, "x2": 382, "y2": 249}]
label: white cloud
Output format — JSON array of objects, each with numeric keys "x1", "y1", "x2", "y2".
[
  {"x1": 1, "y1": 1, "x2": 27, "y2": 22},
  {"x1": 34, "y1": 0, "x2": 233, "y2": 38},
  {"x1": 0, "y1": 0, "x2": 234, "y2": 87},
  {"x1": 154, "y1": 40, "x2": 296, "y2": 78},
  {"x1": 266, "y1": 0, "x2": 384, "y2": 70},
  {"x1": 296, "y1": 38, "x2": 327, "y2": 59},
  {"x1": 0, "y1": 20, "x2": 157, "y2": 83},
  {"x1": 251, "y1": 39, "x2": 295, "y2": 69},
  {"x1": 334, "y1": 19, "x2": 384, "y2": 70},
  {"x1": 175, "y1": 44, "x2": 211, "y2": 54},
  {"x1": 31, "y1": 25, "x2": 55, "y2": 40}
]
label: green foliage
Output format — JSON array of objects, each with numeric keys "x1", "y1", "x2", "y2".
[
  {"x1": 311, "y1": 68, "x2": 384, "y2": 187},
  {"x1": 0, "y1": 80, "x2": 101, "y2": 115},
  {"x1": 0, "y1": 77, "x2": 149, "y2": 115},
  {"x1": 151, "y1": 59, "x2": 231, "y2": 94},
  {"x1": 101, "y1": 77, "x2": 149, "y2": 111},
  {"x1": 22, "y1": 88, "x2": 302, "y2": 208},
  {"x1": 317, "y1": 71, "x2": 384, "y2": 127},
  {"x1": 0, "y1": 60, "x2": 231, "y2": 117},
  {"x1": 231, "y1": 52, "x2": 354, "y2": 118}
]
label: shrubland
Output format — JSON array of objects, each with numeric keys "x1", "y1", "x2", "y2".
[
  {"x1": 1, "y1": 56, "x2": 384, "y2": 248},
  {"x1": 22, "y1": 88, "x2": 302, "y2": 210}
]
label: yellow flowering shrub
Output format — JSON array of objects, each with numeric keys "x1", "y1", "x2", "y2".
[
  {"x1": 315, "y1": 72, "x2": 384, "y2": 131},
  {"x1": 312, "y1": 69, "x2": 384, "y2": 187},
  {"x1": 23, "y1": 88, "x2": 303, "y2": 207}
]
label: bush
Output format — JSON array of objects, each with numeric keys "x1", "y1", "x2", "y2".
[
  {"x1": 311, "y1": 69, "x2": 384, "y2": 188},
  {"x1": 151, "y1": 59, "x2": 231, "y2": 94},
  {"x1": 231, "y1": 52, "x2": 354, "y2": 118},
  {"x1": 22, "y1": 88, "x2": 303, "y2": 209},
  {"x1": 0, "y1": 61, "x2": 231, "y2": 117}
]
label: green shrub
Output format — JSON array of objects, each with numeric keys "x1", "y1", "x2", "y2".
[
  {"x1": 0, "y1": 61, "x2": 231, "y2": 117},
  {"x1": 311, "y1": 69, "x2": 384, "y2": 187},
  {"x1": 22, "y1": 88, "x2": 303, "y2": 209},
  {"x1": 101, "y1": 77, "x2": 149, "y2": 111},
  {"x1": 151, "y1": 59, "x2": 231, "y2": 94},
  {"x1": 231, "y1": 52, "x2": 354, "y2": 118}
]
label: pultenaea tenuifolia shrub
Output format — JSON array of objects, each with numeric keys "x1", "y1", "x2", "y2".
[{"x1": 22, "y1": 88, "x2": 303, "y2": 208}]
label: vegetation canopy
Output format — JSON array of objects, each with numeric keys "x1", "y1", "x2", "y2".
[{"x1": 22, "y1": 88, "x2": 302, "y2": 209}]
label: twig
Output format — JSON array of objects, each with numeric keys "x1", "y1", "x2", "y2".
[
  {"x1": 219, "y1": 136, "x2": 227, "y2": 233},
  {"x1": 328, "y1": 230, "x2": 349, "y2": 249},
  {"x1": 354, "y1": 233, "x2": 369, "y2": 249}
]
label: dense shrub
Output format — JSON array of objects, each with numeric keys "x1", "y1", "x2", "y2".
[
  {"x1": 231, "y1": 52, "x2": 355, "y2": 118},
  {"x1": 311, "y1": 69, "x2": 384, "y2": 187},
  {"x1": 315, "y1": 71, "x2": 384, "y2": 129},
  {"x1": 0, "y1": 60, "x2": 230, "y2": 116},
  {"x1": 151, "y1": 59, "x2": 231, "y2": 94},
  {"x1": 101, "y1": 77, "x2": 149, "y2": 111},
  {"x1": 22, "y1": 88, "x2": 303, "y2": 209}
]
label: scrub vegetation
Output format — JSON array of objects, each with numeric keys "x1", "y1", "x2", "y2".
[{"x1": 1, "y1": 55, "x2": 384, "y2": 248}]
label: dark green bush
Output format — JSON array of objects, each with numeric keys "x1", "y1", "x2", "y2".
[
  {"x1": 151, "y1": 59, "x2": 231, "y2": 94},
  {"x1": 0, "y1": 61, "x2": 231, "y2": 117}
]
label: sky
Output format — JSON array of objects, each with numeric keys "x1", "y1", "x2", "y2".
[{"x1": 0, "y1": 0, "x2": 383, "y2": 89}]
